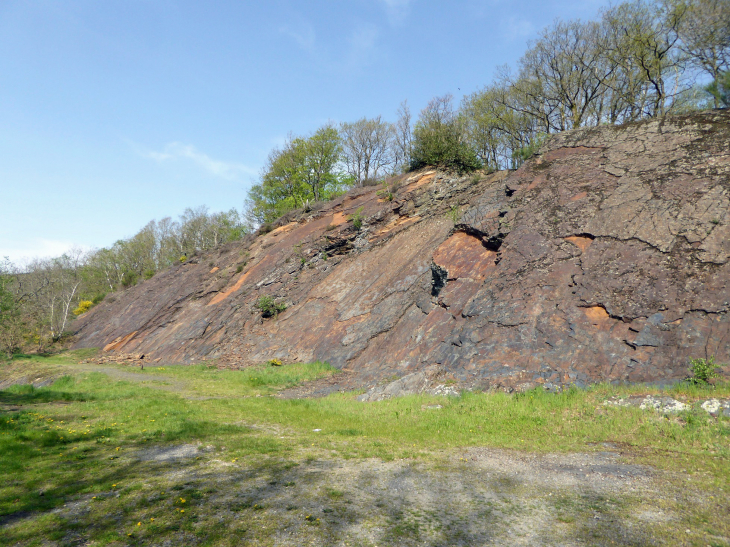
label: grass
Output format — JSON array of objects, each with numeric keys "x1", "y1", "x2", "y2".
[{"x1": 1, "y1": 351, "x2": 729, "y2": 546}]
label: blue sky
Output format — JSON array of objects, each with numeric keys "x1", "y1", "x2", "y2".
[{"x1": 0, "y1": 0, "x2": 606, "y2": 262}]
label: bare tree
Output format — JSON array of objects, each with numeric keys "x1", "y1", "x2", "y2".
[
  {"x1": 0, "y1": 258, "x2": 24, "y2": 356},
  {"x1": 340, "y1": 116, "x2": 395, "y2": 184},
  {"x1": 393, "y1": 100, "x2": 413, "y2": 170},
  {"x1": 506, "y1": 20, "x2": 617, "y2": 131},
  {"x1": 670, "y1": 0, "x2": 730, "y2": 107},
  {"x1": 602, "y1": 0, "x2": 687, "y2": 117},
  {"x1": 461, "y1": 84, "x2": 541, "y2": 170}
]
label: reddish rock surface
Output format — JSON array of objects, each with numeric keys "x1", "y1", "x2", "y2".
[{"x1": 73, "y1": 111, "x2": 730, "y2": 392}]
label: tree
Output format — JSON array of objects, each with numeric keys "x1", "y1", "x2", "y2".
[
  {"x1": 461, "y1": 84, "x2": 542, "y2": 170},
  {"x1": 394, "y1": 100, "x2": 413, "y2": 170},
  {"x1": 706, "y1": 69, "x2": 730, "y2": 106},
  {"x1": 0, "y1": 258, "x2": 22, "y2": 357},
  {"x1": 340, "y1": 116, "x2": 395, "y2": 184},
  {"x1": 671, "y1": 0, "x2": 730, "y2": 107},
  {"x1": 601, "y1": 0, "x2": 687, "y2": 117},
  {"x1": 508, "y1": 20, "x2": 611, "y2": 131},
  {"x1": 299, "y1": 124, "x2": 345, "y2": 202},
  {"x1": 245, "y1": 124, "x2": 351, "y2": 224},
  {"x1": 410, "y1": 94, "x2": 482, "y2": 173}
]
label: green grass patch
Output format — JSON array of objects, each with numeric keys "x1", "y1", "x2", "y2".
[{"x1": 0, "y1": 353, "x2": 728, "y2": 545}]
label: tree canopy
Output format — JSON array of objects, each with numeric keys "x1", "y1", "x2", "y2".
[{"x1": 245, "y1": 125, "x2": 352, "y2": 224}]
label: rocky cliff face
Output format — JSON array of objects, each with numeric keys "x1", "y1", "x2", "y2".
[{"x1": 74, "y1": 110, "x2": 730, "y2": 393}]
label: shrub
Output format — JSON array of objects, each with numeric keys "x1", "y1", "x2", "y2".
[
  {"x1": 410, "y1": 121, "x2": 481, "y2": 174},
  {"x1": 259, "y1": 223, "x2": 274, "y2": 235},
  {"x1": 349, "y1": 207, "x2": 365, "y2": 230},
  {"x1": 376, "y1": 178, "x2": 401, "y2": 201},
  {"x1": 73, "y1": 300, "x2": 94, "y2": 316},
  {"x1": 254, "y1": 295, "x2": 287, "y2": 318},
  {"x1": 143, "y1": 269, "x2": 156, "y2": 280},
  {"x1": 121, "y1": 271, "x2": 138, "y2": 288},
  {"x1": 688, "y1": 356, "x2": 722, "y2": 385}
]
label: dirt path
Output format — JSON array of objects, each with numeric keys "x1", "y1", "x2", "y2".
[
  {"x1": 95, "y1": 370, "x2": 722, "y2": 544},
  {"x1": 49, "y1": 440, "x2": 690, "y2": 546}
]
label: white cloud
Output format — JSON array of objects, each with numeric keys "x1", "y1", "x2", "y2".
[
  {"x1": 504, "y1": 17, "x2": 536, "y2": 40},
  {"x1": 142, "y1": 142, "x2": 256, "y2": 180},
  {"x1": 380, "y1": 0, "x2": 414, "y2": 25},
  {"x1": 350, "y1": 24, "x2": 379, "y2": 52},
  {"x1": 344, "y1": 24, "x2": 379, "y2": 71},
  {"x1": 0, "y1": 238, "x2": 79, "y2": 264},
  {"x1": 279, "y1": 22, "x2": 316, "y2": 53}
]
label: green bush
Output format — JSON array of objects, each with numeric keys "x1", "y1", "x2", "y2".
[
  {"x1": 410, "y1": 121, "x2": 481, "y2": 173},
  {"x1": 688, "y1": 356, "x2": 722, "y2": 385},
  {"x1": 121, "y1": 271, "x2": 138, "y2": 288},
  {"x1": 254, "y1": 295, "x2": 287, "y2": 318},
  {"x1": 349, "y1": 207, "x2": 365, "y2": 230}
]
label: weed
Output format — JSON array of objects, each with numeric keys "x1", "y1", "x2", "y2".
[
  {"x1": 447, "y1": 205, "x2": 461, "y2": 224},
  {"x1": 293, "y1": 242, "x2": 307, "y2": 265},
  {"x1": 376, "y1": 178, "x2": 401, "y2": 201},
  {"x1": 253, "y1": 295, "x2": 287, "y2": 318},
  {"x1": 689, "y1": 356, "x2": 722, "y2": 384},
  {"x1": 349, "y1": 207, "x2": 365, "y2": 230}
]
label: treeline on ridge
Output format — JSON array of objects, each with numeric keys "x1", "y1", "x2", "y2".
[
  {"x1": 0, "y1": 207, "x2": 246, "y2": 355},
  {"x1": 247, "y1": 0, "x2": 729, "y2": 222}
]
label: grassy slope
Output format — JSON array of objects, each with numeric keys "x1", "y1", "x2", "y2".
[{"x1": 1, "y1": 352, "x2": 728, "y2": 546}]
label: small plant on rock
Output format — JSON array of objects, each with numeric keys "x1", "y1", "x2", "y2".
[
  {"x1": 254, "y1": 295, "x2": 287, "y2": 318},
  {"x1": 377, "y1": 178, "x2": 401, "y2": 201},
  {"x1": 349, "y1": 207, "x2": 365, "y2": 230},
  {"x1": 688, "y1": 356, "x2": 721, "y2": 385},
  {"x1": 447, "y1": 205, "x2": 461, "y2": 224}
]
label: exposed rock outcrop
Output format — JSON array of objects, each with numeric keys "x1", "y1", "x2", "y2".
[{"x1": 74, "y1": 111, "x2": 730, "y2": 392}]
